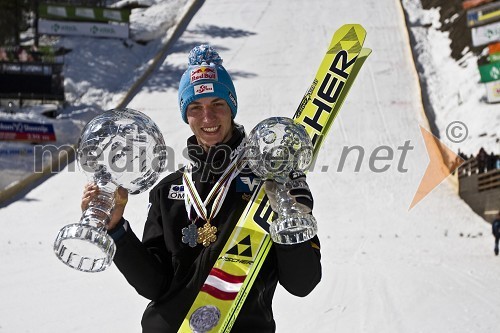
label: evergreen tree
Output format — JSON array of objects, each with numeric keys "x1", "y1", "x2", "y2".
[{"x1": 0, "y1": 0, "x2": 33, "y2": 45}]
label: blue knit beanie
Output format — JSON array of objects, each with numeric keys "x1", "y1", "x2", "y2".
[{"x1": 178, "y1": 45, "x2": 237, "y2": 124}]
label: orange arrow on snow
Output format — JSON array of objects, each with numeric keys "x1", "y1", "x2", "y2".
[{"x1": 409, "y1": 125, "x2": 465, "y2": 210}]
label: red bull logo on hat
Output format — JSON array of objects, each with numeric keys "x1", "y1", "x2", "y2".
[{"x1": 190, "y1": 66, "x2": 218, "y2": 83}]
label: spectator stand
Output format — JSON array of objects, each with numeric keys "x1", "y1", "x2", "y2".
[{"x1": 458, "y1": 148, "x2": 500, "y2": 222}]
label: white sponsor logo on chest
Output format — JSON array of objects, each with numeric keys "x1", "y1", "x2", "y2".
[
  {"x1": 168, "y1": 184, "x2": 185, "y2": 200},
  {"x1": 239, "y1": 176, "x2": 260, "y2": 192}
]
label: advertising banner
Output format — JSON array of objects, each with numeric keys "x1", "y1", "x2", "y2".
[
  {"x1": 39, "y1": 4, "x2": 130, "y2": 23},
  {"x1": 479, "y1": 61, "x2": 500, "y2": 82},
  {"x1": 1, "y1": 63, "x2": 53, "y2": 75},
  {"x1": 489, "y1": 42, "x2": 500, "y2": 54},
  {"x1": 471, "y1": 20, "x2": 500, "y2": 47},
  {"x1": 463, "y1": 0, "x2": 493, "y2": 10},
  {"x1": 488, "y1": 52, "x2": 500, "y2": 63},
  {"x1": 38, "y1": 19, "x2": 129, "y2": 39},
  {"x1": 0, "y1": 148, "x2": 34, "y2": 156},
  {"x1": 0, "y1": 121, "x2": 56, "y2": 142},
  {"x1": 485, "y1": 80, "x2": 500, "y2": 103},
  {"x1": 467, "y1": 1, "x2": 500, "y2": 27}
]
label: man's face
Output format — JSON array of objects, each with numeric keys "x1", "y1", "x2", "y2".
[{"x1": 186, "y1": 97, "x2": 233, "y2": 151}]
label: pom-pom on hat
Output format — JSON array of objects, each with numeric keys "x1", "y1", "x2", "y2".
[{"x1": 178, "y1": 45, "x2": 237, "y2": 123}]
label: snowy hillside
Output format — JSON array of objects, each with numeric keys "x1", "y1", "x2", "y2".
[{"x1": 402, "y1": 0, "x2": 499, "y2": 155}]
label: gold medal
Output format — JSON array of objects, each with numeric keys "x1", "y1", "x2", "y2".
[{"x1": 197, "y1": 222, "x2": 217, "y2": 247}]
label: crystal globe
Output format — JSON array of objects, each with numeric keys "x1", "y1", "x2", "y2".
[
  {"x1": 54, "y1": 108, "x2": 166, "y2": 272},
  {"x1": 246, "y1": 117, "x2": 313, "y2": 183},
  {"x1": 246, "y1": 116, "x2": 317, "y2": 244},
  {"x1": 77, "y1": 108, "x2": 166, "y2": 193}
]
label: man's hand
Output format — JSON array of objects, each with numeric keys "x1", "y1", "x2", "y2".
[
  {"x1": 264, "y1": 171, "x2": 314, "y2": 213},
  {"x1": 81, "y1": 183, "x2": 128, "y2": 230}
]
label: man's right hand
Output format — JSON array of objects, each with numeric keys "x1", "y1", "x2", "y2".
[{"x1": 81, "y1": 183, "x2": 128, "y2": 230}]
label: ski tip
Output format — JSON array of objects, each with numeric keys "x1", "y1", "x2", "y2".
[
  {"x1": 329, "y1": 24, "x2": 367, "y2": 54},
  {"x1": 338, "y1": 23, "x2": 367, "y2": 37},
  {"x1": 361, "y1": 48, "x2": 372, "y2": 57}
]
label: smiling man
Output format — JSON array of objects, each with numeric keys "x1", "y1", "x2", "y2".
[
  {"x1": 185, "y1": 97, "x2": 234, "y2": 151},
  {"x1": 178, "y1": 47, "x2": 238, "y2": 153},
  {"x1": 82, "y1": 45, "x2": 322, "y2": 332}
]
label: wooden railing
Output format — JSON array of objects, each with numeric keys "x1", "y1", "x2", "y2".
[
  {"x1": 457, "y1": 156, "x2": 499, "y2": 222},
  {"x1": 458, "y1": 157, "x2": 500, "y2": 190},
  {"x1": 458, "y1": 158, "x2": 477, "y2": 178},
  {"x1": 478, "y1": 169, "x2": 500, "y2": 192}
]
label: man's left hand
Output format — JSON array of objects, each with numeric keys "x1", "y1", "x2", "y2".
[{"x1": 264, "y1": 171, "x2": 314, "y2": 213}]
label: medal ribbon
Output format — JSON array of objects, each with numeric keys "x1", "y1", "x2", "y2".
[{"x1": 182, "y1": 154, "x2": 246, "y2": 225}]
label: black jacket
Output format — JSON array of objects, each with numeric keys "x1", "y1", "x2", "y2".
[
  {"x1": 493, "y1": 219, "x2": 500, "y2": 239},
  {"x1": 112, "y1": 126, "x2": 322, "y2": 332}
]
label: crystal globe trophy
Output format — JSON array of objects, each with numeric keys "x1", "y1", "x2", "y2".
[
  {"x1": 246, "y1": 116, "x2": 317, "y2": 244},
  {"x1": 54, "y1": 108, "x2": 166, "y2": 272}
]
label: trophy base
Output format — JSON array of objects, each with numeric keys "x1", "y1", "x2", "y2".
[
  {"x1": 269, "y1": 214, "x2": 318, "y2": 244},
  {"x1": 53, "y1": 223, "x2": 116, "y2": 273}
]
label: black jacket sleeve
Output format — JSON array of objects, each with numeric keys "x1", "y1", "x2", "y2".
[
  {"x1": 273, "y1": 235, "x2": 322, "y2": 297},
  {"x1": 112, "y1": 189, "x2": 174, "y2": 301}
]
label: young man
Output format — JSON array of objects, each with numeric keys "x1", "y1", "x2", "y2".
[{"x1": 82, "y1": 45, "x2": 321, "y2": 332}]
